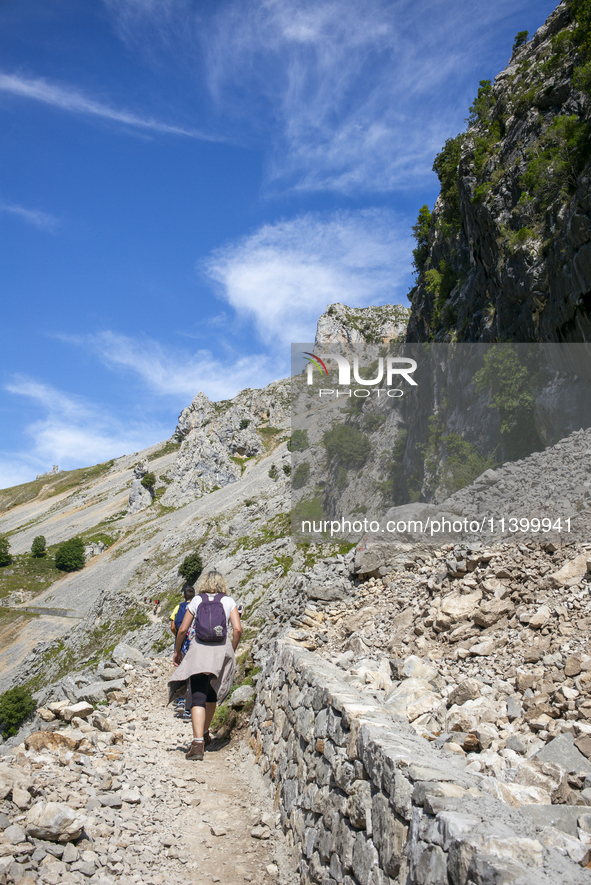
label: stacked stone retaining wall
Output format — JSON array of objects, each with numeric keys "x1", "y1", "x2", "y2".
[{"x1": 250, "y1": 640, "x2": 591, "y2": 885}]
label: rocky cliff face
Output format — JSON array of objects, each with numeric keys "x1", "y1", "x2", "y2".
[
  {"x1": 407, "y1": 0, "x2": 591, "y2": 343},
  {"x1": 161, "y1": 380, "x2": 290, "y2": 507},
  {"x1": 315, "y1": 302, "x2": 410, "y2": 347}
]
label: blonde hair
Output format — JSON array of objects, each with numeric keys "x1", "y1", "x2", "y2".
[{"x1": 197, "y1": 570, "x2": 228, "y2": 595}]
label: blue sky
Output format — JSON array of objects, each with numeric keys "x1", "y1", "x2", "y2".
[{"x1": 0, "y1": 0, "x2": 557, "y2": 488}]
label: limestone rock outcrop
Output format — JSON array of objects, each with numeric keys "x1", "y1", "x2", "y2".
[{"x1": 314, "y1": 302, "x2": 410, "y2": 348}]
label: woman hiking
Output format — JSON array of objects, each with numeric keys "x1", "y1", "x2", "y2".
[{"x1": 169, "y1": 570, "x2": 242, "y2": 760}]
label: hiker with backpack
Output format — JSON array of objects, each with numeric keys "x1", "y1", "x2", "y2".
[
  {"x1": 170, "y1": 585, "x2": 196, "y2": 657},
  {"x1": 168, "y1": 569, "x2": 242, "y2": 761}
]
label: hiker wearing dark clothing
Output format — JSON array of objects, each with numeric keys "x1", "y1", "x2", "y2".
[
  {"x1": 168, "y1": 570, "x2": 242, "y2": 761},
  {"x1": 170, "y1": 586, "x2": 196, "y2": 635}
]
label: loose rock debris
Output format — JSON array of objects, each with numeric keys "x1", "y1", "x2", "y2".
[{"x1": 0, "y1": 659, "x2": 297, "y2": 885}]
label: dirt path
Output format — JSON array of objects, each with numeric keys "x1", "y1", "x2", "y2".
[
  {"x1": 136, "y1": 659, "x2": 298, "y2": 885},
  {"x1": 1, "y1": 657, "x2": 299, "y2": 885}
]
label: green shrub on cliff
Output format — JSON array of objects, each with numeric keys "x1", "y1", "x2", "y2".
[
  {"x1": 141, "y1": 472, "x2": 156, "y2": 490},
  {"x1": 287, "y1": 429, "x2": 309, "y2": 452},
  {"x1": 522, "y1": 114, "x2": 591, "y2": 206},
  {"x1": 411, "y1": 205, "x2": 432, "y2": 273},
  {"x1": 292, "y1": 461, "x2": 310, "y2": 489},
  {"x1": 512, "y1": 31, "x2": 529, "y2": 52},
  {"x1": 0, "y1": 536, "x2": 12, "y2": 567},
  {"x1": 323, "y1": 425, "x2": 371, "y2": 469},
  {"x1": 0, "y1": 685, "x2": 36, "y2": 738},
  {"x1": 55, "y1": 536, "x2": 85, "y2": 572},
  {"x1": 432, "y1": 135, "x2": 463, "y2": 227},
  {"x1": 178, "y1": 551, "x2": 203, "y2": 585}
]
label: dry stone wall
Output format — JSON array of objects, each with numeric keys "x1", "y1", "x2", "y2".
[{"x1": 251, "y1": 639, "x2": 591, "y2": 885}]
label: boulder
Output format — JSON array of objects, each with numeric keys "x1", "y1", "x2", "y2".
[
  {"x1": 528, "y1": 605, "x2": 551, "y2": 630},
  {"x1": 11, "y1": 785, "x2": 32, "y2": 810},
  {"x1": 0, "y1": 764, "x2": 31, "y2": 801},
  {"x1": 24, "y1": 731, "x2": 81, "y2": 753},
  {"x1": 100, "y1": 666, "x2": 125, "y2": 681},
  {"x1": 468, "y1": 639, "x2": 495, "y2": 657},
  {"x1": 448, "y1": 679, "x2": 482, "y2": 707},
  {"x1": 385, "y1": 678, "x2": 442, "y2": 723},
  {"x1": 120, "y1": 788, "x2": 141, "y2": 805},
  {"x1": 565, "y1": 656, "x2": 583, "y2": 677},
  {"x1": 74, "y1": 678, "x2": 126, "y2": 704},
  {"x1": 539, "y1": 826, "x2": 591, "y2": 866},
  {"x1": 575, "y1": 735, "x2": 591, "y2": 759},
  {"x1": 535, "y1": 733, "x2": 591, "y2": 774},
  {"x1": 506, "y1": 696, "x2": 523, "y2": 721},
  {"x1": 111, "y1": 644, "x2": 149, "y2": 668},
  {"x1": 88, "y1": 712, "x2": 113, "y2": 733},
  {"x1": 306, "y1": 584, "x2": 346, "y2": 602},
  {"x1": 472, "y1": 598, "x2": 514, "y2": 628},
  {"x1": 399, "y1": 655, "x2": 438, "y2": 684},
  {"x1": 446, "y1": 698, "x2": 497, "y2": 733},
  {"x1": 440, "y1": 590, "x2": 482, "y2": 623},
  {"x1": 25, "y1": 802, "x2": 86, "y2": 843},
  {"x1": 229, "y1": 685, "x2": 255, "y2": 707},
  {"x1": 60, "y1": 702, "x2": 94, "y2": 722},
  {"x1": 547, "y1": 553, "x2": 589, "y2": 589}
]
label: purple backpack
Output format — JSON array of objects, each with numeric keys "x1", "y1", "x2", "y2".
[{"x1": 194, "y1": 593, "x2": 227, "y2": 644}]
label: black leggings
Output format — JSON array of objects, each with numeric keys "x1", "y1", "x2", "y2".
[{"x1": 189, "y1": 673, "x2": 218, "y2": 709}]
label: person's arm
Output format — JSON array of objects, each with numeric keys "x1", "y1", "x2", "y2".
[
  {"x1": 173, "y1": 610, "x2": 193, "y2": 666},
  {"x1": 170, "y1": 619, "x2": 177, "y2": 636},
  {"x1": 230, "y1": 606, "x2": 242, "y2": 653}
]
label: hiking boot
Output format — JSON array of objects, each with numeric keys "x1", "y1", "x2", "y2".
[
  {"x1": 203, "y1": 729, "x2": 212, "y2": 749},
  {"x1": 185, "y1": 738, "x2": 205, "y2": 760}
]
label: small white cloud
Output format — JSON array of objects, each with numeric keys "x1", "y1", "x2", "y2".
[
  {"x1": 0, "y1": 203, "x2": 59, "y2": 232},
  {"x1": 1, "y1": 376, "x2": 169, "y2": 488},
  {"x1": 204, "y1": 209, "x2": 413, "y2": 345},
  {"x1": 0, "y1": 71, "x2": 220, "y2": 141},
  {"x1": 83, "y1": 332, "x2": 281, "y2": 401}
]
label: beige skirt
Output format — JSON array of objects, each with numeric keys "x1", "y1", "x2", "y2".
[{"x1": 167, "y1": 637, "x2": 236, "y2": 705}]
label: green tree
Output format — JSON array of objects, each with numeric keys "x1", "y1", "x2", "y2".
[
  {"x1": 432, "y1": 134, "x2": 464, "y2": 224},
  {"x1": 55, "y1": 536, "x2": 85, "y2": 572},
  {"x1": 512, "y1": 30, "x2": 529, "y2": 52},
  {"x1": 323, "y1": 425, "x2": 371, "y2": 469},
  {"x1": 287, "y1": 429, "x2": 309, "y2": 452},
  {"x1": 411, "y1": 204, "x2": 432, "y2": 273},
  {"x1": 31, "y1": 535, "x2": 47, "y2": 558},
  {"x1": 178, "y1": 551, "x2": 203, "y2": 586},
  {"x1": 292, "y1": 462, "x2": 310, "y2": 489},
  {"x1": 475, "y1": 346, "x2": 543, "y2": 459},
  {"x1": 239, "y1": 419, "x2": 250, "y2": 429},
  {"x1": 141, "y1": 472, "x2": 156, "y2": 490},
  {"x1": 442, "y1": 435, "x2": 497, "y2": 492},
  {"x1": 0, "y1": 537, "x2": 12, "y2": 567},
  {"x1": 467, "y1": 80, "x2": 494, "y2": 127},
  {"x1": 0, "y1": 685, "x2": 36, "y2": 738}
]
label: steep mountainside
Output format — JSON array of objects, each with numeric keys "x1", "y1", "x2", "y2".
[
  {"x1": 0, "y1": 375, "x2": 352, "y2": 698},
  {"x1": 407, "y1": 0, "x2": 591, "y2": 343}
]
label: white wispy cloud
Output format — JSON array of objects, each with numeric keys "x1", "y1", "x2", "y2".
[
  {"x1": 0, "y1": 203, "x2": 58, "y2": 232},
  {"x1": 204, "y1": 209, "x2": 413, "y2": 344},
  {"x1": 0, "y1": 72, "x2": 219, "y2": 140},
  {"x1": 104, "y1": 0, "x2": 542, "y2": 192},
  {"x1": 203, "y1": 0, "x2": 533, "y2": 192},
  {"x1": 1, "y1": 376, "x2": 168, "y2": 489},
  {"x1": 77, "y1": 332, "x2": 280, "y2": 401}
]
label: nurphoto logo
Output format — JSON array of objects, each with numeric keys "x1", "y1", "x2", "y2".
[{"x1": 303, "y1": 352, "x2": 418, "y2": 397}]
